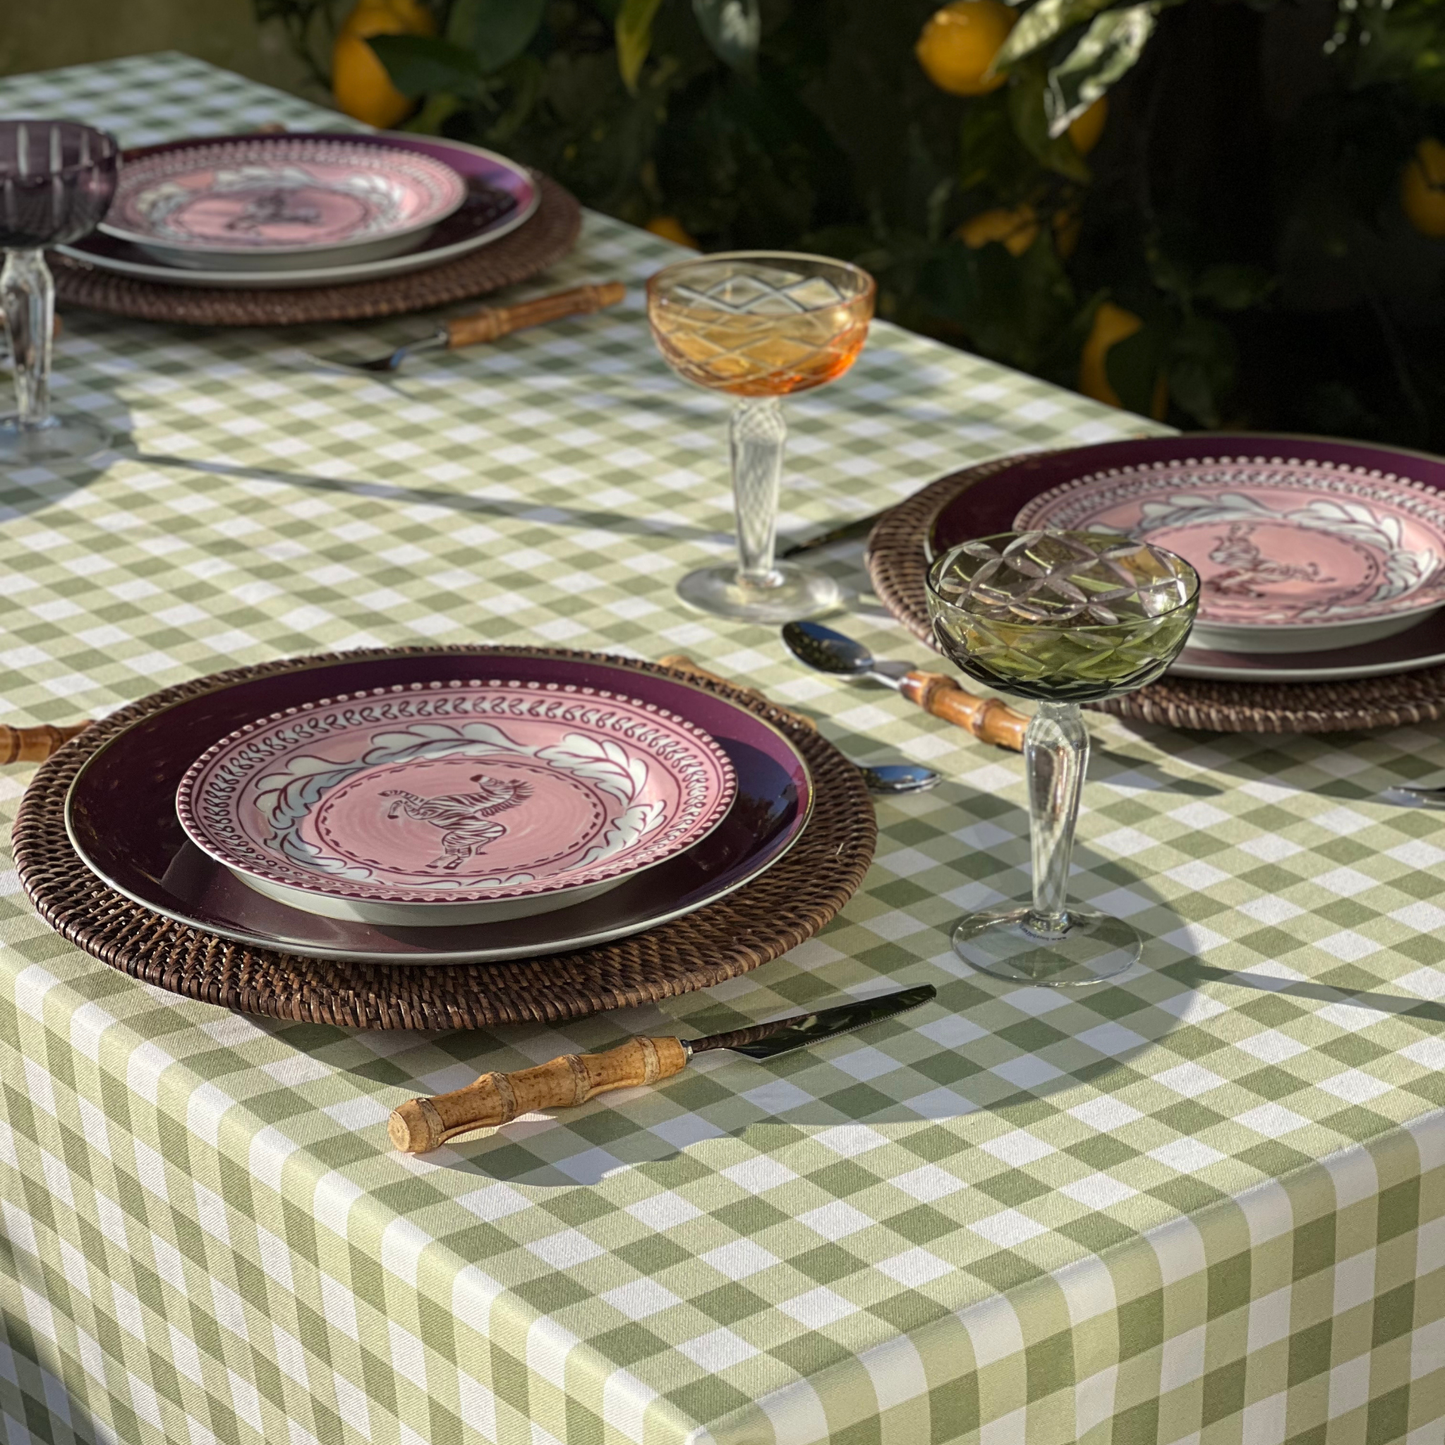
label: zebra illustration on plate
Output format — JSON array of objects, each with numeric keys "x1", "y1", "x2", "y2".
[{"x1": 381, "y1": 773, "x2": 534, "y2": 872}]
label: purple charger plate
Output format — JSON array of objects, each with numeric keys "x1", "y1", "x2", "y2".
[
  {"x1": 65, "y1": 653, "x2": 813, "y2": 965},
  {"x1": 59, "y1": 132, "x2": 539, "y2": 290},
  {"x1": 928, "y1": 433, "x2": 1445, "y2": 683}
]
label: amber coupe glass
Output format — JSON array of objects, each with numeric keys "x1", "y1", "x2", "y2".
[
  {"x1": 928, "y1": 531, "x2": 1200, "y2": 985},
  {"x1": 647, "y1": 251, "x2": 875, "y2": 623}
]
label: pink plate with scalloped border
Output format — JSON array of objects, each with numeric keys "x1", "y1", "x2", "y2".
[
  {"x1": 103, "y1": 135, "x2": 467, "y2": 272},
  {"x1": 176, "y1": 680, "x2": 736, "y2": 926},
  {"x1": 1013, "y1": 450, "x2": 1445, "y2": 653}
]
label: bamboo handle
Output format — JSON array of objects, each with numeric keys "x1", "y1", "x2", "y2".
[
  {"x1": 898, "y1": 672, "x2": 1027, "y2": 751},
  {"x1": 0, "y1": 720, "x2": 91, "y2": 764},
  {"x1": 444, "y1": 282, "x2": 627, "y2": 349},
  {"x1": 658, "y1": 654, "x2": 817, "y2": 731},
  {"x1": 388, "y1": 1037, "x2": 689, "y2": 1152}
]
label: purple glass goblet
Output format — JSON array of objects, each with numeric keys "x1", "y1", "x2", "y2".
[{"x1": 0, "y1": 120, "x2": 120, "y2": 467}]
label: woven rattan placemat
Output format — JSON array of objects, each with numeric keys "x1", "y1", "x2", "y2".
[
  {"x1": 866, "y1": 459, "x2": 1445, "y2": 734},
  {"x1": 12, "y1": 646, "x2": 876, "y2": 1029},
  {"x1": 51, "y1": 174, "x2": 580, "y2": 328}
]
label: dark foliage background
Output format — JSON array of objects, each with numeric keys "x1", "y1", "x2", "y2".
[{"x1": 259, "y1": 0, "x2": 1445, "y2": 449}]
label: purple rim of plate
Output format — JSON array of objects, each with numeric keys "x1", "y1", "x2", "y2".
[
  {"x1": 1166, "y1": 608, "x2": 1445, "y2": 678},
  {"x1": 65, "y1": 132, "x2": 537, "y2": 278},
  {"x1": 1012, "y1": 448, "x2": 1445, "y2": 630},
  {"x1": 64, "y1": 653, "x2": 812, "y2": 964},
  {"x1": 103, "y1": 136, "x2": 467, "y2": 256},
  {"x1": 928, "y1": 434, "x2": 1445, "y2": 678},
  {"x1": 176, "y1": 680, "x2": 738, "y2": 906}
]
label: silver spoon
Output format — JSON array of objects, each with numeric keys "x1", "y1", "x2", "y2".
[
  {"x1": 783, "y1": 628, "x2": 939, "y2": 790},
  {"x1": 783, "y1": 620, "x2": 905, "y2": 686},
  {"x1": 858, "y1": 762, "x2": 940, "y2": 794},
  {"x1": 782, "y1": 620, "x2": 1029, "y2": 750}
]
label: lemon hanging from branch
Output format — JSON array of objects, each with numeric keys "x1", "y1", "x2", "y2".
[
  {"x1": 1080, "y1": 302, "x2": 1167, "y2": 418},
  {"x1": 916, "y1": 0, "x2": 1017, "y2": 98},
  {"x1": 1402, "y1": 138, "x2": 1445, "y2": 238},
  {"x1": 1068, "y1": 96, "x2": 1108, "y2": 157},
  {"x1": 958, "y1": 205, "x2": 1039, "y2": 256},
  {"x1": 333, "y1": 0, "x2": 435, "y2": 129},
  {"x1": 646, "y1": 217, "x2": 700, "y2": 249}
]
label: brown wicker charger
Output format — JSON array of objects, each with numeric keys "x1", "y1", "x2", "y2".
[
  {"x1": 50, "y1": 174, "x2": 581, "y2": 328},
  {"x1": 12, "y1": 645, "x2": 876, "y2": 1030},
  {"x1": 867, "y1": 458, "x2": 1445, "y2": 734}
]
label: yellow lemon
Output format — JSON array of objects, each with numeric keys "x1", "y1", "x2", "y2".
[
  {"x1": 1052, "y1": 206, "x2": 1081, "y2": 260},
  {"x1": 332, "y1": 0, "x2": 435, "y2": 130},
  {"x1": 958, "y1": 204, "x2": 1039, "y2": 256},
  {"x1": 645, "y1": 216, "x2": 700, "y2": 250},
  {"x1": 1402, "y1": 138, "x2": 1445, "y2": 238},
  {"x1": 915, "y1": 0, "x2": 1017, "y2": 98},
  {"x1": 1068, "y1": 96, "x2": 1108, "y2": 157},
  {"x1": 1079, "y1": 302, "x2": 1167, "y2": 418}
]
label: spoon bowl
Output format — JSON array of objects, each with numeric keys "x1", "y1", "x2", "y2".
[
  {"x1": 783, "y1": 620, "x2": 898, "y2": 684},
  {"x1": 858, "y1": 763, "x2": 940, "y2": 794}
]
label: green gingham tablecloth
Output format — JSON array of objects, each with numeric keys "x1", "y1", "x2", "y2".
[{"x1": 1, "y1": 52, "x2": 1442, "y2": 1445}]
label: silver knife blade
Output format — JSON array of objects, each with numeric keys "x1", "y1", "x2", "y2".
[
  {"x1": 688, "y1": 984, "x2": 936, "y2": 1059},
  {"x1": 1382, "y1": 785, "x2": 1445, "y2": 808},
  {"x1": 778, "y1": 510, "x2": 886, "y2": 558}
]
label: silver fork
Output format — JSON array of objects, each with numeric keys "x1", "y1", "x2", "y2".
[{"x1": 310, "y1": 282, "x2": 625, "y2": 373}]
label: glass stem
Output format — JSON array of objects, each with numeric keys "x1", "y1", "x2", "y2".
[
  {"x1": 1024, "y1": 700, "x2": 1088, "y2": 939},
  {"x1": 729, "y1": 396, "x2": 785, "y2": 589},
  {"x1": 1, "y1": 248, "x2": 54, "y2": 431}
]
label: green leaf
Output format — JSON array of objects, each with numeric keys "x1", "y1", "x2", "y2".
[
  {"x1": 1104, "y1": 317, "x2": 1169, "y2": 418},
  {"x1": 447, "y1": 0, "x2": 548, "y2": 72},
  {"x1": 958, "y1": 92, "x2": 1030, "y2": 193},
  {"x1": 1143, "y1": 238, "x2": 1193, "y2": 299},
  {"x1": 1194, "y1": 263, "x2": 1274, "y2": 311},
  {"x1": 616, "y1": 0, "x2": 666, "y2": 93},
  {"x1": 367, "y1": 35, "x2": 483, "y2": 97},
  {"x1": 1008, "y1": 59, "x2": 1091, "y2": 182},
  {"x1": 994, "y1": 0, "x2": 1115, "y2": 71},
  {"x1": 1045, "y1": 3, "x2": 1156, "y2": 137},
  {"x1": 403, "y1": 92, "x2": 466, "y2": 133},
  {"x1": 1166, "y1": 314, "x2": 1236, "y2": 427},
  {"x1": 485, "y1": 54, "x2": 546, "y2": 141},
  {"x1": 921, "y1": 231, "x2": 1077, "y2": 373},
  {"x1": 691, "y1": 0, "x2": 761, "y2": 73}
]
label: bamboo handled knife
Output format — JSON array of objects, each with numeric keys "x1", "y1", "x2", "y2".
[
  {"x1": 388, "y1": 984, "x2": 936, "y2": 1153},
  {"x1": 315, "y1": 283, "x2": 627, "y2": 373},
  {"x1": 0, "y1": 720, "x2": 90, "y2": 763}
]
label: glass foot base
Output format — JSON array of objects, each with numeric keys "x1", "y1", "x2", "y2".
[
  {"x1": 952, "y1": 908, "x2": 1140, "y2": 986},
  {"x1": 677, "y1": 562, "x2": 843, "y2": 623},
  {"x1": 0, "y1": 414, "x2": 111, "y2": 467}
]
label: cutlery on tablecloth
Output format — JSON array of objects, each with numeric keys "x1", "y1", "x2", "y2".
[
  {"x1": 782, "y1": 621, "x2": 1027, "y2": 751},
  {"x1": 658, "y1": 653, "x2": 939, "y2": 793},
  {"x1": 1381, "y1": 783, "x2": 1445, "y2": 807},
  {"x1": 778, "y1": 510, "x2": 886, "y2": 559},
  {"x1": 0, "y1": 721, "x2": 90, "y2": 764},
  {"x1": 313, "y1": 281, "x2": 626, "y2": 373},
  {"x1": 854, "y1": 762, "x2": 940, "y2": 793},
  {"x1": 388, "y1": 984, "x2": 936, "y2": 1152}
]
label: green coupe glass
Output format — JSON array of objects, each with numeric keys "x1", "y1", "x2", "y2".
[{"x1": 927, "y1": 530, "x2": 1200, "y2": 985}]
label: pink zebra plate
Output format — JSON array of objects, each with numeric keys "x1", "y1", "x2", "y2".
[
  {"x1": 103, "y1": 136, "x2": 467, "y2": 272},
  {"x1": 175, "y1": 681, "x2": 736, "y2": 926},
  {"x1": 1013, "y1": 453, "x2": 1445, "y2": 652}
]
